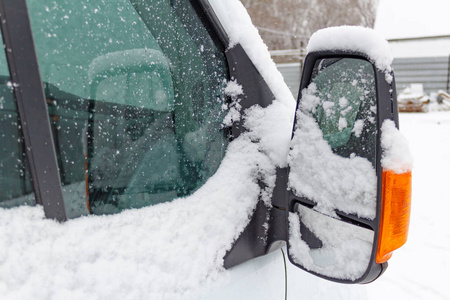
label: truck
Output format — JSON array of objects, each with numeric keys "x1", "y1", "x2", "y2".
[{"x1": 0, "y1": 0, "x2": 412, "y2": 299}]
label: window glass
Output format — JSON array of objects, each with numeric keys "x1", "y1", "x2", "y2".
[
  {"x1": 0, "y1": 31, "x2": 35, "y2": 208},
  {"x1": 27, "y1": 0, "x2": 229, "y2": 217}
]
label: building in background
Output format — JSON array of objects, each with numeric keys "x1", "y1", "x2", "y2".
[
  {"x1": 375, "y1": 0, "x2": 450, "y2": 94},
  {"x1": 275, "y1": 0, "x2": 450, "y2": 98},
  {"x1": 388, "y1": 35, "x2": 449, "y2": 94}
]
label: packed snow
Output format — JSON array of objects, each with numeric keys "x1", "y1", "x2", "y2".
[
  {"x1": 0, "y1": 99, "x2": 293, "y2": 299},
  {"x1": 307, "y1": 26, "x2": 393, "y2": 74},
  {"x1": 381, "y1": 120, "x2": 414, "y2": 173},
  {"x1": 288, "y1": 111, "x2": 377, "y2": 218},
  {"x1": 0, "y1": 132, "x2": 273, "y2": 299},
  {"x1": 223, "y1": 80, "x2": 244, "y2": 127}
]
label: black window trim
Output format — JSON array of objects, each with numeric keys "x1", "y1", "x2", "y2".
[{"x1": 0, "y1": 0, "x2": 67, "y2": 221}]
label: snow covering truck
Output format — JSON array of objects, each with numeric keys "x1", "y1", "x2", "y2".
[{"x1": 0, "y1": 0, "x2": 412, "y2": 298}]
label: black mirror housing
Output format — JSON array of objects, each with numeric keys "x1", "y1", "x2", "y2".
[{"x1": 286, "y1": 50, "x2": 399, "y2": 284}]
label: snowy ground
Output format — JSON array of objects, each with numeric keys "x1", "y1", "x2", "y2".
[{"x1": 363, "y1": 111, "x2": 450, "y2": 300}]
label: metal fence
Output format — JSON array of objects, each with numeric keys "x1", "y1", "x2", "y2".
[
  {"x1": 392, "y1": 56, "x2": 450, "y2": 94},
  {"x1": 276, "y1": 63, "x2": 301, "y2": 98}
]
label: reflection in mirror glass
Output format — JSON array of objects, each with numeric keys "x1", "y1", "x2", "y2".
[
  {"x1": 289, "y1": 58, "x2": 377, "y2": 219},
  {"x1": 288, "y1": 57, "x2": 378, "y2": 280},
  {"x1": 289, "y1": 205, "x2": 374, "y2": 280}
]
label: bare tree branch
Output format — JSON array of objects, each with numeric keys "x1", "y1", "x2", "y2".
[{"x1": 241, "y1": 0, "x2": 378, "y2": 62}]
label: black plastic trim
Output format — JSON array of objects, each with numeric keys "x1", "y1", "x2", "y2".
[
  {"x1": 224, "y1": 44, "x2": 274, "y2": 139},
  {"x1": 197, "y1": 0, "x2": 289, "y2": 268},
  {"x1": 220, "y1": 44, "x2": 284, "y2": 268},
  {"x1": 195, "y1": 0, "x2": 230, "y2": 46},
  {"x1": 185, "y1": 4, "x2": 281, "y2": 266},
  {"x1": 0, "y1": 0, "x2": 67, "y2": 221}
]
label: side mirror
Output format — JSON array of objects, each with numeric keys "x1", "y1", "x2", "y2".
[{"x1": 287, "y1": 50, "x2": 412, "y2": 283}]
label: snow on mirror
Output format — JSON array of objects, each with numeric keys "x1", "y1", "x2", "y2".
[{"x1": 288, "y1": 57, "x2": 378, "y2": 281}]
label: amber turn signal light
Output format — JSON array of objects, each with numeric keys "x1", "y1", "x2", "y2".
[{"x1": 376, "y1": 169, "x2": 412, "y2": 264}]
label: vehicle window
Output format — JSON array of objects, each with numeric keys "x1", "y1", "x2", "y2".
[
  {"x1": 0, "y1": 31, "x2": 35, "y2": 208},
  {"x1": 27, "y1": 0, "x2": 229, "y2": 218}
]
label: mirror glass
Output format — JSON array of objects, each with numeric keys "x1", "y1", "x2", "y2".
[{"x1": 288, "y1": 57, "x2": 378, "y2": 281}]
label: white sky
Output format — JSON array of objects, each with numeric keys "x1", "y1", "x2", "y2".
[{"x1": 375, "y1": 0, "x2": 450, "y2": 39}]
